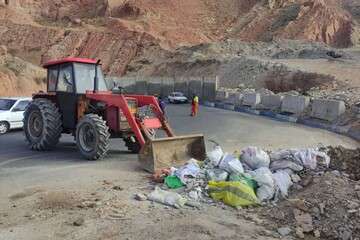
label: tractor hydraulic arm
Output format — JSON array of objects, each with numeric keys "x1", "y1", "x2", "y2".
[{"x1": 86, "y1": 91, "x2": 146, "y2": 146}]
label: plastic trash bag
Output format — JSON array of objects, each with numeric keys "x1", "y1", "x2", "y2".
[
  {"x1": 270, "y1": 148, "x2": 330, "y2": 170},
  {"x1": 207, "y1": 145, "x2": 224, "y2": 167},
  {"x1": 219, "y1": 153, "x2": 244, "y2": 174},
  {"x1": 294, "y1": 149, "x2": 330, "y2": 170},
  {"x1": 188, "y1": 187, "x2": 203, "y2": 201},
  {"x1": 165, "y1": 175, "x2": 184, "y2": 189},
  {"x1": 208, "y1": 181, "x2": 259, "y2": 207},
  {"x1": 148, "y1": 187, "x2": 187, "y2": 208},
  {"x1": 270, "y1": 149, "x2": 302, "y2": 165},
  {"x1": 174, "y1": 159, "x2": 200, "y2": 185},
  {"x1": 249, "y1": 167, "x2": 275, "y2": 202},
  {"x1": 270, "y1": 160, "x2": 303, "y2": 172},
  {"x1": 241, "y1": 147, "x2": 270, "y2": 170},
  {"x1": 229, "y1": 173, "x2": 258, "y2": 190},
  {"x1": 273, "y1": 170, "x2": 293, "y2": 199},
  {"x1": 206, "y1": 169, "x2": 229, "y2": 182}
]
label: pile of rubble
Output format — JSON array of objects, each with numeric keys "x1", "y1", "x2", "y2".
[
  {"x1": 259, "y1": 170, "x2": 360, "y2": 239},
  {"x1": 134, "y1": 144, "x2": 360, "y2": 239},
  {"x1": 328, "y1": 146, "x2": 360, "y2": 181},
  {"x1": 139, "y1": 144, "x2": 331, "y2": 206},
  {"x1": 306, "y1": 86, "x2": 360, "y2": 108}
]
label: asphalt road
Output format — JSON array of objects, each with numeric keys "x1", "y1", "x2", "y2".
[
  {"x1": 0, "y1": 104, "x2": 358, "y2": 193},
  {"x1": 0, "y1": 104, "x2": 358, "y2": 240},
  {"x1": 0, "y1": 104, "x2": 358, "y2": 170}
]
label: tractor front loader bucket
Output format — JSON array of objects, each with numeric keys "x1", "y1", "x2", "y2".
[{"x1": 138, "y1": 134, "x2": 206, "y2": 173}]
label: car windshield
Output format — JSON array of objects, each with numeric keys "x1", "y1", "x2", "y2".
[
  {"x1": 174, "y1": 93, "x2": 184, "y2": 97},
  {"x1": 0, "y1": 99, "x2": 16, "y2": 110}
]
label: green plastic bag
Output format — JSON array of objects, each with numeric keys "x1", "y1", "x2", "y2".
[
  {"x1": 229, "y1": 173, "x2": 258, "y2": 190},
  {"x1": 208, "y1": 181, "x2": 259, "y2": 207},
  {"x1": 165, "y1": 176, "x2": 184, "y2": 189}
]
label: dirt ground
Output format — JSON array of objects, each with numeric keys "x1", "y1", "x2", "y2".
[{"x1": 0, "y1": 105, "x2": 359, "y2": 240}]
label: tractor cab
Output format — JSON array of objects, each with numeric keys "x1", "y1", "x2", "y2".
[
  {"x1": 42, "y1": 58, "x2": 109, "y2": 129},
  {"x1": 43, "y1": 58, "x2": 108, "y2": 94}
]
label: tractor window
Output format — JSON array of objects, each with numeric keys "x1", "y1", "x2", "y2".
[
  {"x1": 57, "y1": 65, "x2": 74, "y2": 93},
  {"x1": 47, "y1": 66, "x2": 58, "y2": 92},
  {"x1": 74, "y1": 63, "x2": 107, "y2": 94}
]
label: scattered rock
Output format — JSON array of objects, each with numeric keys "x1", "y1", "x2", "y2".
[
  {"x1": 73, "y1": 217, "x2": 85, "y2": 226},
  {"x1": 293, "y1": 209, "x2": 313, "y2": 233},
  {"x1": 277, "y1": 227, "x2": 292, "y2": 236},
  {"x1": 314, "y1": 229, "x2": 321, "y2": 238},
  {"x1": 300, "y1": 175, "x2": 313, "y2": 187},
  {"x1": 258, "y1": 229, "x2": 273, "y2": 237},
  {"x1": 134, "y1": 193, "x2": 147, "y2": 201},
  {"x1": 295, "y1": 227, "x2": 305, "y2": 239},
  {"x1": 72, "y1": 18, "x2": 81, "y2": 24},
  {"x1": 290, "y1": 199, "x2": 308, "y2": 212},
  {"x1": 339, "y1": 229, "x2": 352, "y2": 240},
  {"x1": 79, "y1": 201, "x2": 97, "y2": 208},
  {"x1": 290, "y1": 174, "x2": 301, "y2": 183},
  {"x1": 103, "y1": 180, "x2": 112, "y2": 185},
  {"x1": 347, "y1": 200, "x2": 359, "y2": 210},
  {"x1": 112, "y1": 186, "x2": 124, "y2": 191},
  {"x1": 318, "y1": 203, "x2": 326, "y2": 215}
]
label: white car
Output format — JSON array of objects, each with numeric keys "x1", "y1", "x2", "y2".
[
  {"x1": 168, "y1": 92, "x2": 188, "y2": 104},
  {"x1": 0, "y1": 97, "x2": 32, "y2": 134}
]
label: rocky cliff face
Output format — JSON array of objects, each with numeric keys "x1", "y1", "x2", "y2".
[{"x1": 0, "y1": 0, "x2": 359, "y2": 96}]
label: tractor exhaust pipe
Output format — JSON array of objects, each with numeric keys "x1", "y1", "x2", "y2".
[{"x1": 93, "y1": 59, "x2": 101, "y2": 93}]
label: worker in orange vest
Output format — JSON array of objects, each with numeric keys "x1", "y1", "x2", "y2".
[{"x1": 191, "y1": 94, "x2": 199, "y2": 117}]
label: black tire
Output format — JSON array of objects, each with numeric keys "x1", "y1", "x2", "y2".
[
  {"x1": 24, "y1": 98, "x2": 62, "y2": 150},
  {"x1": 0, "y1": 121, "x2": 9, "y2": 135},
  {"x1": 124, "y1": 137, "x2": 141, "y2": 154},
  {"x1": 76, "y1": 114, "x2": 110, "y2": 160}
]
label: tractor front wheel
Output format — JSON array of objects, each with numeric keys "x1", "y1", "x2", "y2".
[
  {"x1": 76, "y1": 114, "x2": 110, "y2": 160},
  {"x1": 24, "y1": 98, "x2": 62, "y2": 150}
]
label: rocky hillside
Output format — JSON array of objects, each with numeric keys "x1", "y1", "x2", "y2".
[{"x1": 0, "y1": 0, "x2": 359, "y2": 96}]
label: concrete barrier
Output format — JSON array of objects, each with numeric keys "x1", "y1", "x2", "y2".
[
  {"x1": 223, "y1": 103, "x2": 235, "y2": 111},
  {"x1": 203, "y1": 101, "x2": 215, "y2": 107},
  {"x1": 310, "y1": 99, "x2": 346, "y2": 122},
  {"x1": 281, "y1": 95, "x2": 310, "y2": 114},
  {"x1": 260, "y1": 94, "x2": 284, "y2": 110},
  {"x1": 216, "y1": 90, "x2": 229, "y2": 101},
  {"x1": 242, "y1": 93, "x2": 261, "y2": 108},
  {"x1": 225, "y1": 92, "x2": 243, "y2": 106}
]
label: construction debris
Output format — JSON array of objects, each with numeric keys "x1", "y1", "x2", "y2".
[
  {"x1": 140, "y1": 144, "x2": 360, "y2": 239},
  {"x1": 327, "y1": 146, "x2": 360, "y2": 180},
  {"x1": 145, "y1": 144, "x2": 332, "y2": 205},
  {"x1": 147, "y1": 187, "x2": 187, "y2": 209}
]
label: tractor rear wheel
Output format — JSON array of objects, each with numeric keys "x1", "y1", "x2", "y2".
[
  {"x1": 76, "y1": 114, "x2": 110, "y2": 160},
  {"x1": 124, "y1": 137, "x2": 141, "y2": 154},
  {"x1": 24, "y1": 98, "x2": 62, "y2": 150}
]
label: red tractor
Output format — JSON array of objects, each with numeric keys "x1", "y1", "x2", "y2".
[{"x1": 23, "y1": 58, "x2": 205, "y2": 172}]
